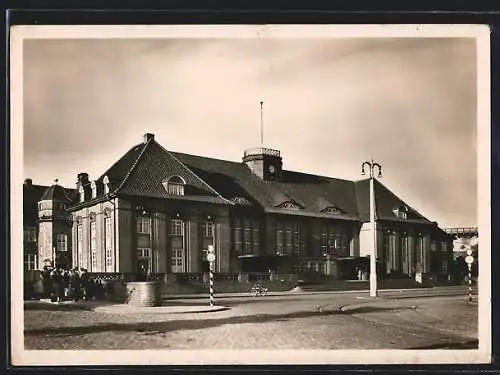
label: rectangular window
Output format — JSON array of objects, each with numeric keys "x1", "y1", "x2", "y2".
[
  {"x1": 384, "y1": 231, "x2": 397, "y2": 272},
  {"x1": 90, "y1": 221, "x2": 97, "y2": 271},
  {"x1": 105, "y1": 217, "x2": 113, "y2": 272},
  {"x1": 341, "y1": 233, "x2": 350, "y2": 257},
  {"x1": 440, "y1": 259, "x2": 448, "y2": 273},
  {"x1": 170, "y1": 219, "x2": 184, "y2": 236},
  {"x1": 320, "y1": 231, "x2": 328, "y2": 255},
  {"x1": 416, "y1": 236, "x2": 424, "y2": 266},
  {"x1": 244, "y1": 219, "x2": 252, "y2": 255},
  {"x1": 293, "y1": 223, "x2": 300, "y2": 256},
  {"x1": 277, "y1": 223, "x2": 284, "y2": 254},
  {"x1": 167, "y1": 183, "x2": 184, "y2": 196},
  {"x1": 56, "y1": 233, "x2": 68, "y2": 252},
  {"x1": 441, "y1": 241, "x2": 448, "y2": 252},
  {"x1": 430, "y1": 241, "x2": 437, "y2": 252},
  {"x1": 77, "y1": 224, "x2": 83, "y2": 268},
  {"x1": 202, "y1": 221, "x2": 214, "y2": 237},
  {"x1": 23, "y1": 227, "x2": 36, "y2": 243},
  {"x1": 137, "y1": 247, "x2": 152, "y2": 273},
  {"x1": 24, "y1": 254, "x2": 37, "y2": 270},
  {"x1": 137, "y1": 215, "x2": 151, "y2": 234},
  {"x1": 285, "y1": 222, "x2": 292, "y2": 255},
  {"x1": 170, "y1": 248, "x2": 184, "y2": 273},
  {"x1": 234, "y1": 220, "x2": 242, "y2": 254},
  {"x1": 253, "y1": 221, "x2": 260, "y2": 254}
]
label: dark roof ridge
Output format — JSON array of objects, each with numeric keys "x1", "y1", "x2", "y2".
[
  {"x1": 171, "y1": 150, "x2": 356, "y2": 184},
  {"x1": 155, "y1": 142, "x2": 234, "y2": 205},
  {"x1": 98, "y1": 142, "x2": 145, "y2": 182},
  {"x1": 283, "y1": 168, "x2": 354, "y2": 184},
  {"x1": 170, "y1": 150, "x2": 244, "y2": 166},
  {"x1": 113, "y1": 140, "x2": 150, "y2": 194}
]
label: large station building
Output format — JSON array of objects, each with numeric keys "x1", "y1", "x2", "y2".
[{"x1": 26, "y1": 133, "x2": 453, "y2": 279}]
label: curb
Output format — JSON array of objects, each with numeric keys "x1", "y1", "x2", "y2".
[{"x1": 92, "y1": 304, "x2": 231, "y2": 315}]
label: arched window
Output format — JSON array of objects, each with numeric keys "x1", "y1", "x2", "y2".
[
  {"x1": 79, "y1": 186, "x2": 85, "y2": 203},
  {"x1": 162, "y1": 175, "x2": 186, "y2": 196},
  {"x1": 91, "y1": 181, "x2": 97, "y2": 199},
  {"x1": 103, "y1": 175, "x2": 110, "y2": 195}
]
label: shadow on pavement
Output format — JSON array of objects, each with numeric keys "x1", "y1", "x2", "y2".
[
  {"x1": 24, "y1": 303, "x2": 418, "y2": 338},
  {"x1": 407, "y1": 339, "x2": 478, "y2": 350},
  {"x1": 24, "y1": 302, "x2": 94, "y2": 312}
]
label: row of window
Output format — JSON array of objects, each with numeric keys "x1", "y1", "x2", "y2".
[
  {"x1": 137, "y1": 247, "x2": 185, "y2": 273},
  {"x1": 76, "y1": 216, "x2": 113, "y2": 272},
  {"x1": 277, "y1": 221, "x2": 305, "y2": 256},
  {"x1": 233, "y1": 218, "x2": 259, "y2": 255},
  {"x1": 230, "y1": 220, "x2": 353, "y2": 258},
  {"x1": 320, "y1": 226, "x2": 351, "y2": 257},
  {"x1": 382, "y1": 233, "x2": 448, "y2": 273},
  {"x1": 136, "y1": 215, "x2": 214, "y2": 237}
]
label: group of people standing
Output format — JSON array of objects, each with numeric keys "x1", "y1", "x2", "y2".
[{"x1": 40, "y1": 267, "x2": 105, "y2": 303}]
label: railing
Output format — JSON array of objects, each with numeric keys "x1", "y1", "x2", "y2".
[
  {"x1": 80, "y1": 271, "x2": 341, "y2": 285},
  {"x1": 443, "y1": 227, "x2": 479, "y2": 236},
  {"x1": 243, "y1": 147, "x2": 281, "y2": 158}
]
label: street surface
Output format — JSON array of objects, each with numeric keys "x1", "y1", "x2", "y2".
[{"x1": 24, "y1": 286, "x2": 478, "y2": 350}]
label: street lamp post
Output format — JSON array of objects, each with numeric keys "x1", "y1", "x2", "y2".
[{"x1": 361, "y1": 159, "x2": 382, "y2": 298}]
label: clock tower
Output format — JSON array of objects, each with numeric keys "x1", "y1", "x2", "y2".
[{"x1": 242, "y1": 147, "x2": 283, "y2": 181}]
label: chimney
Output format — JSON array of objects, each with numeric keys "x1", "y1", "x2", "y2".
[
  {"x1": 76, "y1": 172, "x2": 90, "y2": 191},
  {"x1": 143, "y1": 133, "x2": 155, "y2": 144},
  {"x1": 77, "y1": 173, "x2": 89, "y2": 184},
  {"x1": 24, "y1": 178, "x2": 32, "y2": 187}
]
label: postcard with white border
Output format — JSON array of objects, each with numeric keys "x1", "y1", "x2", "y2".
[{"x1": 10, "y1": 24, "x2": 491, "y2": 365}]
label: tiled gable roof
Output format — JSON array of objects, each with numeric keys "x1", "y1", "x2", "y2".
[
  {"x1": 172, "y1": 152, "x2": 360, "y2": 221},
  {"x1": 354, "y1": 179, "x2": 432, "y2": 224},
  {"x1": 81, "y1": 134, "x2": 435, "y2": 225},
  {"x1": 95, "y1": 138, "x2": 230, "y2": 205},
  {"x1": 96, "y1": 143, "x2": 146, "y2": 190}
]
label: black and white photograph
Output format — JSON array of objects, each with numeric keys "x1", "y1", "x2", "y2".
[{"x1": 10, "y1": 24, "x2": 491, "y2": 365}]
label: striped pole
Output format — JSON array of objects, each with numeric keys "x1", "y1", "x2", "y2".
[
  {"x1": 467, "y1": 263, "x2": 473, "y2": 303},
  {"x1": 209, "y1": 263, "x2": 215, "y2": 307}
]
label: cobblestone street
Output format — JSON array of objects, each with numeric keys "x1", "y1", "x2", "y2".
[{"x1": 24, "y1": 291, "x2": 478, "y2": 350}]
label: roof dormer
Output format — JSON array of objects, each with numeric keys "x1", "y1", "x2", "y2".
[
  {"x1": 162, "y1": 175, "x2": 186, "y2": 196},
  {"x1": 393, "y1": 205, "x2": 409, "y2": 220},
  {"x1": 321, "y1": 205, "x2": 345, "y2": 214},
  {"x1": 276, "y1": 200, "x2": 303, "y2": 210}
]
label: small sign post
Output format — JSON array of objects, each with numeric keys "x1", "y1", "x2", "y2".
[
  {"x1": 207, "y1": 245, "x2": 216, "y2": 307},
  {"x1": 465, "y1": 249, "x2": 474, "y2": 303}
]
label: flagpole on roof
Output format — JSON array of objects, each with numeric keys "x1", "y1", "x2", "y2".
[{"x1": 260, "y1": 101, "x2": 264, "y2": 146}]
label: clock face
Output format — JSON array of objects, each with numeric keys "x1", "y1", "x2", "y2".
[{"x1": 268, "y1": 165, "x2": 276, "y2": 173}]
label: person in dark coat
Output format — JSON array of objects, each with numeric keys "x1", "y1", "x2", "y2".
[
  {"x1": 41, "y1": 266, "x2": 52, "y2": 299},
  {"x1": 62, "y1": 269, "x2": 70, "y2": 299},
  {"x1": 50, "y1": 269, "x2": 63, "y2": 303},
  {"x1": 68, "y1": 269, "x2": 78, "y2": 301},
  {"x1": 80, "y1": 268, "x2": 89, "y2": 301}
]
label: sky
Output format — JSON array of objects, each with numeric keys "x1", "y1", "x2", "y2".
[{"x1": 22, "y1": 36, "x2": 478, "y2": 228}]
